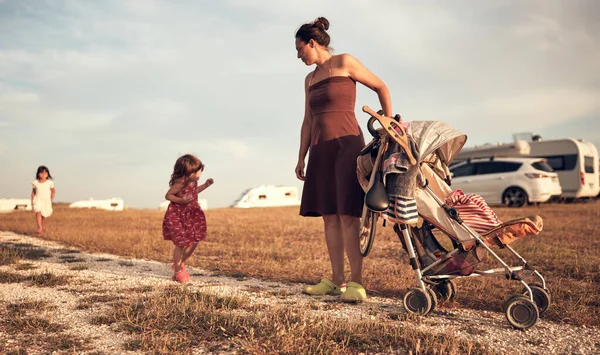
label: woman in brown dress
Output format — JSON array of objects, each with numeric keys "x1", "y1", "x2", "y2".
[{"x1": 295, "y1": 17, "x2": 392, "y2": 301}]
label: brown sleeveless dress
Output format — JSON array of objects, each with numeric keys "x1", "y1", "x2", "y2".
[{"x1": 300, "y1": 76, "x2": 365, "y2": 217}]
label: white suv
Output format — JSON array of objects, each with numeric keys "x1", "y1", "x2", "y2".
[{"x1": 449, "y1": 157, "x2": 563, "y2": 207}]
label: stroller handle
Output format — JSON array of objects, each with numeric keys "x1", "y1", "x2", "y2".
[
  {"x1": 366, "y1": 109, "x2": 385, "y2": 138},
  {"x1": 363, "y1": 105, "x2": 416, "y2": 165},
  {"x1": 363, "y1": 106, "x2": 403, "y2": 139}
]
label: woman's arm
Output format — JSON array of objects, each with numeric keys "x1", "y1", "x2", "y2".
[
  {"x1": 342, "y1": 54, "x2": 392, "y2": 117},
  {"x1": 165, "y1": 181, "x2": 193, "y2": 204},
  {"x1": 296, "y1": 74, "x2": 313, "y2": 181}
]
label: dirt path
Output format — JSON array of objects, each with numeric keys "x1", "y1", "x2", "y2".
[{"x1": 1, "y1": 231, "x2": 598, "y2": 354}]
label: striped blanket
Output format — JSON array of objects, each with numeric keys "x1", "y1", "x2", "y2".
[
  {"x1": 445, "y1": 189, "x2": 502, "y2": 234},
  {"x1": 382, "y1": 196, "x2": 419, "y2": 225}
]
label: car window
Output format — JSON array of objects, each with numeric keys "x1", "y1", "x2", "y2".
[
  {"x1": 584, "y1": 156, "x2": 594, "y2": 173},
  {"x1": 476, "y1": 162, "x2": 522, "y2": 175},
  {"x1": 540, "y1": 154, "x2": 578, "y2": 171},
  {"x1": 451, "y1": 163, "x2": 475, "y2": 177},
  {"x1": 532, "y1": 161, "x2": 554, "y2": 172}
]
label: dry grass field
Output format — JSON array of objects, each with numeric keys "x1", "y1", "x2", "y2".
[{"x1": 1, "y1": 201, "x2": 599, "y2": 353}]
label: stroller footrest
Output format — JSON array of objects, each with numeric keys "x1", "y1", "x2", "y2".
[{"x1": 482, "y1": 215, "x2": 543, "y2": 247}]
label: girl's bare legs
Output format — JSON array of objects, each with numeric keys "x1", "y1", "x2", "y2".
[
  {"x1": 181, "y1": 243, "x2": 198, "y2": 264},
  {"x1": 172, "y1": 246, "x2": 185, "y2": 273},
  {"x1": 323, "y1": 215, "x2": 345, "y2": 286},
  {"x1": 35, "y1": 212, "x2": 43, "y2": 234},
  {"x1": 340, "y1": 215, "x2": 363, "y2": 285}
]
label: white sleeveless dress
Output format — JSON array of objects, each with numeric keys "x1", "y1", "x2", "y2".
[{"x1": 32, "y1": 179, "x2": 54, "y2": 217}]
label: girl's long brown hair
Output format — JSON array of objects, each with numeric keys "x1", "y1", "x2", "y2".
[{"x1": 169, "y1": 154, "x2": 204, "y2": 186}]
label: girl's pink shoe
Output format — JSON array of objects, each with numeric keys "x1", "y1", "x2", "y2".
[{"x1": 172, "y1": 269, "x2": 191, "y2": 283}]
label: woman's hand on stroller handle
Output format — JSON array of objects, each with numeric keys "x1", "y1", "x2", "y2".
[
  {"x1": 363, "y1": 106, "x2": 401, "y2": 139},
  {"x1": 362, "y1": 105, "x2": 416, "y2": 165}
]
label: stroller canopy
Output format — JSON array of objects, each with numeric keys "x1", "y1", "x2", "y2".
[{"x1": 407, "y1": 121, "x2": 468, "y2": 165}]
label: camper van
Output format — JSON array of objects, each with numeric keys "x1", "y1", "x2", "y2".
[
  {"x1": 528, "y1": 139, "x2": 599, "y2": 199},
  {"x1": 455, "y1": 136, "x2": 600, "y2": 199},
  {"x1": 0, "y1": 198, "x2": 32, "y2": 212},
  {"x1": 454, "y1": 140, "x2": 531, "y2": 162},
  {"x1": 231, "y1": 185, "x2": 301, "y2": 208},
  {"x1": 69, "y1": 198, "x2": 125, "y2": 211}
]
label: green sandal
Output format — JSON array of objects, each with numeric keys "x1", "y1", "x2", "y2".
[
  {"x1": 340, "y1": 281, "x2": 367, "y2": 302},
  {"x1": 302, "y1": 278, "x2": 344, "y2": 296}
]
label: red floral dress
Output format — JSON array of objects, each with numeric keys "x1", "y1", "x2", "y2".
[{"x1": 162, "y1": 181, "x2": 207, "y2": 247}]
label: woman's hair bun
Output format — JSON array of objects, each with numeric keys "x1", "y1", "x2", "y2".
[{"x1": 314, "y1": 17, "x2": 329, "y2": 31}]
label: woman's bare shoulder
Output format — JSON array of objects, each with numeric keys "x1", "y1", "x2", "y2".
[
  {"x1": 337, "y1": 53, "x2": 358, "y2": 66},
  {"x1": 304, "y1": 71, "x2": 314, "y2": 84}
]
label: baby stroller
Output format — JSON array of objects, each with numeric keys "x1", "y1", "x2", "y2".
[{"x1": 357, "y1": 106, "x2": 550, "y2": 330}]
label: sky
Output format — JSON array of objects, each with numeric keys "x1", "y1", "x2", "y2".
[{"x1": 1, "y1": 0, "x2": 599, "y2": 209}]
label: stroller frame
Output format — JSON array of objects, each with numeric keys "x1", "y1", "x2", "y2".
[{"x1": 358, "y1": 106, "x2": 551, "y2": 329}]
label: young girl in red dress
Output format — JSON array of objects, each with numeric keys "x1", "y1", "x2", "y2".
[{"x1": 162, "y1": 154, "x2": 214, "y2": 283}]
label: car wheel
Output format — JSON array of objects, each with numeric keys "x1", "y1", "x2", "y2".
[{"x1": 503, "y1": 187, "x2": 528, "y2": 208}]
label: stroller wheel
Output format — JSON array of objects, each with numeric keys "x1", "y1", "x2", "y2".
[
  {"x1": 403, "y1": 287, "x2": 433, "y2": 315},
  {"x1": 427, "y1": 288, "x2": 438, "y2": 312},
  {"x1": 502, "y1": 293, "x2": 522, "y2": 313},
  {"x1": 504, "y1": 295, "x2": 539, "y2": 330},
  {"x1": 359, "y1": 210, "x2": 377, "y2": 257},
  {"x1": 432, "y1": 281, "x2": 453, "y2": 303},
  {"x1": 448, "y1": 280, "x2": 457, "y2": 301},
  {"x1": 521, "y1": 284, "x2": 551, "y2": 315}
]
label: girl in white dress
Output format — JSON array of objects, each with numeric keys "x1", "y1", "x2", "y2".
[{"x1": 31, "y1": 166, "x2": 55, "y2": 234}]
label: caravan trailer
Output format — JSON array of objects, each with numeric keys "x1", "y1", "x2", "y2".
[
  {"x1": 455, "y1": 137, "x2": 600, "y2": 199},
  {"x1": 528, "y1": 139, "x2": 599, "y2": 199},
  {"x1": 231, "y1": 185, "x2": 301, "y2": 208},
  {"x1": 69, "y1": 198, "x2": 125, "y2": 211},
  {"x1": 0, "y1": 198, "x2": 32, "y2": 212},
  {"x1": 454, "y1": 140, "x2": 531, "y2": 162}
]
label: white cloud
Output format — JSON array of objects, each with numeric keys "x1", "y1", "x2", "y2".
[
  {"x1": 137, "y1": 99, "x2": 189, "y2": 115},
  {"x1": 445, "y1": 88, "x2": 600, "y2": 136},
  {"x1": 0, "y1": 92, "x2": 116, "y2": 130},
  {"x1": 513, "y1": 14, "x2": 562, "y2": 44},
  {"x1": 212, "y1": 139, "x2": 251, "y2": 159},
  {"x1": 0, "y1": 91, "x2": 39, "y2": 104}
]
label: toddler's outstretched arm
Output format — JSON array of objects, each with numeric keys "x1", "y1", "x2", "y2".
[
  {"x1": 197, "y1": 178, "x2": 214, "y2": 194},
  {"x1": 165, "y1": 181, "x2": 194, "y2": 204}
]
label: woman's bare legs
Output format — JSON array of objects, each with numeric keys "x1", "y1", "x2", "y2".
[
  {"x1": 340, "y1": 215, "x2": 363, "y2": 285},
  {"x1": 323, "y1": 215, "x2": 345, "y2": 286},
  {"x1": 323, "y1": 214, "x2": 364, "y2": 286}
]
